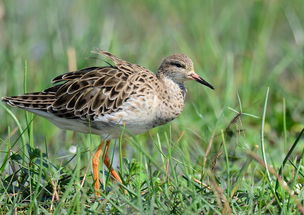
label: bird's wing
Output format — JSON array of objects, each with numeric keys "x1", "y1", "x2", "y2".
[
  {"x1": 3, "y1": 52, "x2": 157, "y2": 121},
  {"x1": 49, "y1": 66, "x2": 138, "y2": 120}
]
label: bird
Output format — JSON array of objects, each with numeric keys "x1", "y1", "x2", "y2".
[{"x1": 2, "y1": 50, "x2": 214, "y2": 196}]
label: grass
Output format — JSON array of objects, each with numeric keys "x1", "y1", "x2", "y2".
[{"x1": 0, "y1": 0, "x2": 304, "y2": 214}]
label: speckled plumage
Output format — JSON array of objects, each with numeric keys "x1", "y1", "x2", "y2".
[{"x1": 2, "y1": 51, "x2": 214, "y2": 138}]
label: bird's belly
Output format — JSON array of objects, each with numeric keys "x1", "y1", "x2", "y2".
[
  {"x1": 30, "y1": 94, "x2": 159, "y2": 138},
  {"x1": 49, "y1": 114, "x2": 154, "y2": 139},
  {"x1": 92, "y1": 95, "x2": 158, "y2": 138},
  {"x1": 93, "y1": 120, "x2": 154, "y2": 137},
  {"x1": 91, "y1": 118, "x2": 155, "y2": 139}
]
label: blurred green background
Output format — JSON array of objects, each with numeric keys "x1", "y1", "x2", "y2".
[{"x1": 0, "y1": 0, "x2": 303, "y2": 213}]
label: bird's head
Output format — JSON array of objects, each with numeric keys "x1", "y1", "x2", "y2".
[{"x1": 158, "y1": 54, "x2": 214, "y2": 90}]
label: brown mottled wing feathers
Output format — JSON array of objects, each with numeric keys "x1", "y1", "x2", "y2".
[
  {"x1": 2, "y1": 51, "x2": 157, "y2": 121},
  {"x1": 48, "y1": 66, "x2": 134, "y2": 120}
]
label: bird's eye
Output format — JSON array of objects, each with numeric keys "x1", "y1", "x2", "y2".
[{"x1": 171, "y1": 62, "x2": 185, "y2": 68}]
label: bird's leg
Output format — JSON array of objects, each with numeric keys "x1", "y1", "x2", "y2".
[
  {"x1": 103, "y1": 140, "x2": 122, "y2": 183},
  {"x1": 92, "y1": 140, "x2": 122, "y2": 196},
  {"x1": 92, "y1": 140, "x2": 105, "y2": 196}
]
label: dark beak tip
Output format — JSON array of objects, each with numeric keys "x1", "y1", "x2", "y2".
[
  {"x1": 195, "y1": 77, "x2": 214, "y2": 90},
  {"x1": 207, "y1": 85, "x2": 215, "y2": 90}
]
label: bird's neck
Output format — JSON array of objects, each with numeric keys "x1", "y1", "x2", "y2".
[
  {"x1": 162, "y1": 76, "x2": 186, "y2": 98},
  {"x1": 154, "y1": 75, "x2": 186, "y2": 125},
  {"x1": 157, "y1": 73, "x2": 186, "y2": 94}
]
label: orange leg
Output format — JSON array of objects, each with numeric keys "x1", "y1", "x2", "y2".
[
  {"x1": 92, "y1": 140, "x2": 122, "y2": 196},
  {"x1": 92, "y1": 141, "x2": 104, "y2": 196},
  {"x1": 103, "y1": 141, "x2": 122, "y2": 183}
]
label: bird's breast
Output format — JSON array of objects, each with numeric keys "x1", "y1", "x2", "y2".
[{"x1": 154, "y1": 81, "x2": 185, "y2": 126}]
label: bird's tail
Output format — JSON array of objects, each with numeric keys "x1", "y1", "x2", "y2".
[{"x1": 2, "y1": 92, "x2": 56, "y2": 110}]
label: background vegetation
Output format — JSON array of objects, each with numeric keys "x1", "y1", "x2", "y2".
[{"x1": 0, "y1": 0, "x2": 303, "y2": 214}]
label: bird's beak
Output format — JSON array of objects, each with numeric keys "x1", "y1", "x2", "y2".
[{"x1": 189, "y1": 72, "x2": 214, "y2": 90}]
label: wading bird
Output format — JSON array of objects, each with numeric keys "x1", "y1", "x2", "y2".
[{"x1": 2, "y1": 51, "x2": 214, "y2": 195}]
